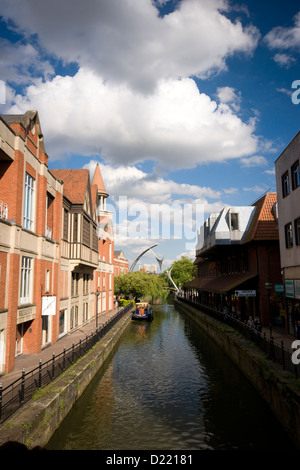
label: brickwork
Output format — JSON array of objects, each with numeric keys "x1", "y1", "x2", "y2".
[{"x1": 0, "y1": 111, "x2": 116, "y2": 374}]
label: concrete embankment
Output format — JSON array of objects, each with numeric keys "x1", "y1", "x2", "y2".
[
  {"x1": 174, "y1": 298, "x2": 300, "y2": 449},
  {"x1": 0, "y1": 311, "x2": 132, "y2": 449}
]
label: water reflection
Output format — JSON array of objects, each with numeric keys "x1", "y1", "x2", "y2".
[{"x1": 47, "y1": 301, "x2": 294, "y2": 450}]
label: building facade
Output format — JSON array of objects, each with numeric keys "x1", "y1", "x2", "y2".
[
  {"x1": 0, "y1": 111, "x2": 115, "y2": 374},
  {"x1": 275, "y1": 131, "x2": 300, "y2": 335},
  {"x1": 114, "y1": 250, "x2": 129, "y2": 276},
  {"x1": 185, "y1": 193, "x2": 283, "y2": 327}
]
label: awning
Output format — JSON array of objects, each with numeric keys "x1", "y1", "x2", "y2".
[{"x1": 184, "y1": 273, "x2": 258, "y2": 294}]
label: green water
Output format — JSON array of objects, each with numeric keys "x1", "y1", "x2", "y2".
[{"x1": 47, "y1": 301, "x2": 294, "y2": 450}]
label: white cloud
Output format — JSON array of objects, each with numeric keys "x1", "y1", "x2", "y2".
[
  {"x1": 9, "y1": 69, "x2": 259, "y2": 169},
  {"x1": 273, "y1": 52, "x2": 296, "y2": 68},
  {"x1": 0, "y1": 0, "x2": 259, "y2": 93},
  {"x1": 217, "y1": 86, "x2": 241, "y2": 112},
  {"x1": 0, "y1": 38, "x2": 54, "y2": 84},
  {"x1": 243, "y1": 185, "x2": 269, "y2": 193},
  {"x1": 240, "y1": 155, "x2": 268, "y2": 167},
  {"x1": 264, "y1": 168, "x2": 275, "y2": 176},
  {"x1": 85, "y1": 160, "x2": 221, "y2": 204},
  {"x1": 265, "y1": 11, "x2": 300, "y2": 51},
  {"x1": 1, "y1": 0, "x2": 262, "y2": 170}
]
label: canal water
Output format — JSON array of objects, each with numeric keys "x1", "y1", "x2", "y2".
[{"x1": 47, "y1": 300, "x2": 294, "y2": 450}]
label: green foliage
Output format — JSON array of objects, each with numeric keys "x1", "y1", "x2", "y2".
[
  {"x1": 163, "y1": 256, "x2": 196, "y2": 288},
  {"x1": 114, "y1": 271, "x2": 167, "y2": 301},
  {"x1": 118, "y1": 298, "x2": 134, "y2": 307}
]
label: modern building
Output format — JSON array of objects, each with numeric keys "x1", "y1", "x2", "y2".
[
  {"x1": 0, "y1": 111, "x2": 115, "y2": 374},
  {"x1": 275, "y1": 130, "x2": 300, "y2": 335},
  {"x1": 185, "y1": 193, "x2": 283, "y2": 326},
  {"x1": 139, "y1": 264, "x2": 157, "y2": 274}
]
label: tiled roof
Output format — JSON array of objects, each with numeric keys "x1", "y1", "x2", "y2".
[
  {"x1": 50, "y1": 169, "x2": 89, "y2": 204},
  {"x1": 185, "y1": 272, "x2": 258, "y2": 293},
  {"x1": 242, "y1": 193, "x2": 278, "y2": 243},
  {"x1": 91, "y1": 163, "x2": 108, "y2": 196}
]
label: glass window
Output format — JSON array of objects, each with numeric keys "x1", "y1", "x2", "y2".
[
  {"x1": 295, "y1": 218, "x2": 300, "y2": 245},
  {"x1": 23, "y1": 172, "x2": 35, "y2": 230},
  {"x1": 282, "y1": 172, "x2": 290, "y2": 197},
  {"x1": 20, "y1": 256, "x2": 33, "y2": 304},
  {"x1": 285, "y1": 222, "x2": 293, "y2": 248},
  {"x1": 230, "y1": 213, "x2": 239, "y2": 230},
  {"x1": 292, "y1": 161, "x2": 300, "y2": 190},
  {"x1": 59, "y1": 309, "x2": 66, "y2": 335},
  {"x1": 63, "y1": 209, "x2": 68, "y2": 240}
]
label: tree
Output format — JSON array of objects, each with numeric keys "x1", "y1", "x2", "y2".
[
  {"x1": 114, "y1": 271, "x2": 166, "y2": 301},
  {"x1": 164, "y1": 256, "x2": 196, "y2": 289}
]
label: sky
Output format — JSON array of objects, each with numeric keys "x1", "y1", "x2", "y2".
[{"x1": 1, "y1": 0, "x2": 300, "y2": 271}]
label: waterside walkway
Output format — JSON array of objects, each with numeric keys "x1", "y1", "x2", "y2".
[{"x1": 0, "y1": 306, "x2": 123, "y2": 390}]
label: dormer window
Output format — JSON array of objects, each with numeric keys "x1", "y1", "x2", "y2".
[{"x1": 230, "y1": 212, "x2": 239, "y2": 231}]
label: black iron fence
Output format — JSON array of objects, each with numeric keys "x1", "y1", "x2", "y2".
[
  {"x1": 176, "y1": 296, "x2": 300, "y2": 379},
  {"x1": 0, "y1": 303, "x2": 132, "y2": 424}
]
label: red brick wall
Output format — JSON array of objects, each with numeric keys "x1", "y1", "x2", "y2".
[{"x1": 0, "y1": 150, "x2": 24, "y2": 225}]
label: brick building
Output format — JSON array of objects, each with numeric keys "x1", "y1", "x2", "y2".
[
  {"x1": 0, "y1": 111, "x2": 115, "y2": 373},
  {"x1": 114, "y1": 250, "x2": 129, "y2": 276},
  {"x1": 185, "y1": 193, "x2": 283, "y2": 326}
]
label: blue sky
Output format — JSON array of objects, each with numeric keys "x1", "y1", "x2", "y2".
[{"x1": 1, "y1": 0, "x2": 300, "y2": 270}]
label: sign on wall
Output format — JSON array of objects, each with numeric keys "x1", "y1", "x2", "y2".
[
  {"x1": 294, "y1": 280, "x2": 300, "y2": 299},
  {"x1": 42, "y1": 296, "x2": 56, "y2": 315},
  {"x1": 235, "y1": 290, "x2": 256, "y2": 297},
  {"x1": 285, "y1": 280, "x2": 295, "y2": 298}
]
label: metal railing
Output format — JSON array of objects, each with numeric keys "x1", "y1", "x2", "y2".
[
  {"x1": 0, "y1": 303, "x2": 132, "y2": 423},
  {"x1": 176, "y1": 296, "x2": 300, "y2": 379}
]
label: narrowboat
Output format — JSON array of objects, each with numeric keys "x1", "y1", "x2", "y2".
[{"x1": 132, "y1": 302, "x2": 153, "y2": 322}]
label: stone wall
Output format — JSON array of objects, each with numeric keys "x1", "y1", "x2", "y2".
[
  {"x1": 175, "y1": 298, "x2": 300, "y2": 449},
  {"x1": 0, "y1": 311, "x2": 132, "y2": 449}
]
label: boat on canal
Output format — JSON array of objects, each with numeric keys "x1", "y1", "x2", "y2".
[{"x1": 132, "y1": 302, "x2": 153, "y2": 322}]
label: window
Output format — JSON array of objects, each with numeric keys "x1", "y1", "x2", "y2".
[
  {"x1": 83, "y1": 274, "x2": 89, "y2": 294},
  {"x1": 70, "y1": 305, "x2": 78, "y2": 329},
  {"x1": 282, "y1": 172, "x2": 290, "y2": 197},
  {"x1": 285, "y1": 222, "x2": 293, "y2": 248},
  {"x1": 71, "y1": 272, "x2": 79, "y2": 296},
  {"x1": 45, "y1": 269, "x2": 50, "y2": 293},
  {"x1": 23, "y1": 172, "x2": 35, "y2": 230},
  {"x1": 45, "y1": 193, "x2": 54, "y2": 239},
  {"x1": 59, "y1": 310, "x2": 66, "y2": 336},
  {"x1": 230, "y1": 213, "x2": 239, "y2": 231},
  {"x1": 73, "y1": 214, "x2": 78, "y2": 242},
  {"x1": 63, "y1": 209, "x2": 68, "y2": 240},
  {"x1": 41, "y1": 316, "x2": 51, "y2": 346},
  {"x1": 83, "y1": 216, "x2": 90, "y2": 246},
  {"x1": 292, "y1": 161, "x2": 300, "y2": 190},
  {"x1": 83, "y1": 302, "x2": 88, "y2": 322},
  {"x1": 295, "y1": 218, "x2": 300, "y2": 245},
  {"x1": 20, "y1": 256, "x2": 33, "y2": 304}
]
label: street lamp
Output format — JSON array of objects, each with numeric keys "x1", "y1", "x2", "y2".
[{"x1": 265, "y1": 281, "x2": 272, "y2": 335}]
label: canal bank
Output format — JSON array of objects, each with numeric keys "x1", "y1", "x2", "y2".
[
  {"x1": 174, "y1": 297, "x2": 300, "y2": 449},
  {"x1": 0, "y1": 309, "x2": 132, "y2": 449}
]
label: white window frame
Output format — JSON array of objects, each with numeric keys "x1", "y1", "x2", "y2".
[
  {"x1": 20, "y1": 256, "x2": 33, "y2": 305},
  {"x1": 23, "y1": 172, "x2": 35, "y2": 231}
]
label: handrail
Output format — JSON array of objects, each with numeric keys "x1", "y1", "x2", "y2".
[
  {"x1": 0, "y1": 303, "x2": 132, "y2": 423},
  {"x1": 176, "y1": 296, "x2": 300, "y2": 378}
]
